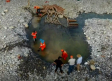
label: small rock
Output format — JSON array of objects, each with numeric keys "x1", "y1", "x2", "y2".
[
  {"x1": 9, "y1": 26, "x2": 14, "y2": 29},
  {"x1": 2, "y1": 36, "x2": 6, "y2": 39},
  {"x1": 1, "y1": 12, "x2": 5, "y2": 16},
  {"x1": 11, "y1": 56, "x2": 15, "y2": 59},
  {"x1": 97, "y1": 55, "x2": 99, "y2": 57},
  {"x1": 90, "y1": 65, "x2": 96, "y2": 70},
  {"x1": 4, "y1": 9, "x2": 8, "y2": 13},
  {"x1": 12, "y1": 61, "x2": 15, "y2": 64},
  {"x1": 84, "y1": 62, "x2": 88, "y2": 65},
  {"x1": 24, "y1": 53, "x2": 28, "y2": 57},
  {"x1": 20, "y1": 59, "x2": 23, "y2": 62},
  {"x1": 10, "y1": 68, "x2": 12, "y2": 70},
  {"x1": 43, "y1": 66, "x2": 46, "y2": 69},
  {"x1": 103, "y1": 31, "x2": 106, "y2": 34},
  {"x1": 54, "y1": 73, "x2": 57, "y2": 79},
  {"x1": 3, "y1": 44, "x2": 6, "y2": 48},
  {"x1": 4, "y1": 26, "x2": 7, "y2": 29},
  {"x1": 23, "y1": 23, "x2": 28, "y2": 28},
  {"x1": 87, "y1": 37, "x2": 90, "y2": 40},
  {"x1": 19, "y1": 19, "x2": 24, "y2": 23},
  {"x1": 96, "y1": 67, "x2": 100, "y2": 70}
]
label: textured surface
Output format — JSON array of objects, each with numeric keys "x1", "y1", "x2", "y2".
[{"x1": 0, "y1": 0, "x2": 112, "y2": 81}]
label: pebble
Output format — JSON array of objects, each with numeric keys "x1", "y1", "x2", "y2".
[
  {"x1": 24, "y1": 53, "x2": 28, "y2": 57},
  {"x1": 23, "y1": 23, "x2": 28, "y2": 28},
  {"x1": 2, "y1": 36, "x2": 6, "y2": 39},
  {"x1": 103, "y1": 31, "x2": 106, "y2": 34},
  {"x1": 19, "y1": 19, "x2": 24, "y2": 23},
  {"x1": 4, "y1": 26, "x2": 7, "y2": 29},
  {"x1": 1, "y1": 12, "x2": 5, "y2": 16},
  {"x1": 4, "y1": 9, "x2": 8, "y2": 13},
  {"x1": 87, "y1": 37, "x2": 90, "y2": 40},
  {"x1": 43, "y1": 66, "x2": 46, "y2": 69},
  {"x1": 9, "y1": 26, "x2": 14, "y2": 29},
  {"x1": 84, "y1": 62, "x2": 88, "y2": 65},
  {"x1": 108, "y1": 56, "x2": 110, "y2": 57},
  {"x1": 3, "y1": 44, "x2": 6, "y2": 48},
  {"x1": 11, "y1": 56, "x2": 15, "y2": 59},
  {"x1": 96, "y1": 67, "x2": 100, "y2": 70}
]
